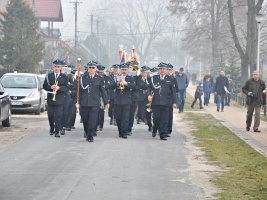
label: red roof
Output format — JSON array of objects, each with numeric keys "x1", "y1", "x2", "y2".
[{"x1": 24, "y1": 0, "x2": 63, "y2": 22}]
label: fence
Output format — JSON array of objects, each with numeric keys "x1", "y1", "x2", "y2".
[{"x1": 231, "y1": 93, "x2": 267, "y2": 116}]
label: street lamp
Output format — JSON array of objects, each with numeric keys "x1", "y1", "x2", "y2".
[{"x1": 256, "y1": 14, "x2": 264, "y2": 72}]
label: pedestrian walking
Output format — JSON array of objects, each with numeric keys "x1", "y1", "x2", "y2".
[
  {"x1": 242, "y1": 71, "x2": 266, "y2": 132},
  {"x1": 214, "y1": 70, "x2": 229, "y2": 112},
  {"x1": 191, "y1": 82, "x2": 204, "y2": 109},
  {"x1": 175, "y1": 67, "x2": 189, "y2": 113}
]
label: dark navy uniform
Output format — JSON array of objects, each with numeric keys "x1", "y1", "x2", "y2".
[
  {"x1": 111, "y1": 72, "x2": 136, "y2": 138},
  {"x1": 79, "y1": 73, "x2": 108, "y2": 141},
  {"x1": 136, "y1": 75, "x2": 149, "y2": 124},
  {"x1": 43, "y1": 69, "x2": 69, "y2": 137},
  {"x1": 128, "y1": 74, "x2": 138, "y2": 134},
  {"x1": 167, "y1": 64, "x2": 179, "y2": 136},
  {"x1": 149, "y1": 72, "x2": 177, "y2": 140},
  {"x1": 108, "y1": 65, "x2": 120, "y2": 125}
]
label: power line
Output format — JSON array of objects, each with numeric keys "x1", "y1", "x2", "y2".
[{"x1": 76, "y1": 28, "x2": 192, "y2": 36}]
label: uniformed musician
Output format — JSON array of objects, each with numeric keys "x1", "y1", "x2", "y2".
[
  {"x1": 149, "y1": 62, "x2": 177, "y2": 140},
  {"x1": 78, "y1": 61, "x2": 109, "y2": 142},
  {"x1": 126, "y1": 61, "x2": 139, "y2": 135},
  {"x1": 111, "y1": 64, "x2": 137, "y2": 139},
  {"x1": 96, "y1": 65, "x2": 113, "y2": 131},
  {"x1": 108, "y1": 64, "x2": 120, "y2": 125},
  {"x1": 166, "y1": 63, "x2": 178, "y2": 137},
  {"x1": 136, "y1": 66, "x2": 150, "y2": 125},
  {"x1": 43, "y1": 59, "x2": 69, "y2": 138}
]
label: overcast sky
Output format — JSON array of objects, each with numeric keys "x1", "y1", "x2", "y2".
[{"x1": 42, "y1": 0, "x2": 97, "y2": 41}]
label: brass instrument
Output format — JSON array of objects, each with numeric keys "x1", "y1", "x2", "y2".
[
  {"x1": 146, "y1": 92, "x2": 154, "y2": 112},
  {"x1": 118, "y1": 79, "x2": 126, "y2": 90},
  {"x1": 76, "y1": 58, "x2": 82, "y2": 112},
  {"x1": 52, "y1": 81, "x2": 58, "y2": 101}
]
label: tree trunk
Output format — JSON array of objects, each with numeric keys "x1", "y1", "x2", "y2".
[{"x1": 241, "y1": 55, "x2": 249, "y2": 84}]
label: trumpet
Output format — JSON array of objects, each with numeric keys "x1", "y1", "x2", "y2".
[
  {"x1": 52, "y1": 81, "x2": 58, "y2": 101},
  {"x1": 118, "y1": 79, "x2": 126, "y2": 90},
  {"x1": 146, "y1": 92, "x2": 154, "y2": 112}
]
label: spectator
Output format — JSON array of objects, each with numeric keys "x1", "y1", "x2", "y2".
[
  {"x1": 175, "y1": 67, "x2": 189, "y2": 113},
  {"x1": 191, "y1": 82, "x2": 204, "y2": 109},
  {"x1": 242, "y1": 71, "x2": 266, "y2": 132},
  {"x1": 203, "y1": 76, "x2": 213, "y2": 106},
  {"x1": 214, "y1": 70, "x2": 229, "y2": 112}
]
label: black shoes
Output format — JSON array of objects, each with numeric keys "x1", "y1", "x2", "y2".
[
  {"x1": 86, "y1": 138, "x2": 94, "y2": 142},
  {"x1": 160, "y1": 137, "x2": 167, "y2": 141},
  {"x1": 71, "y1": 126, "x2": 75, "y2": 129},
  {"x1": 54, "y1": 132, "x2": 60, "y2": 138},
  {"x1": 148, "y1": 126, "x2": 152, "y2": 132},
  {"x1": 122, "y1": 135, "x2": 128, "y2": 139},
  {"x1": 254, "y1": 129, "x2": 261, "y2": 133},
  {"x1": 49, "y1": 129, "x2": 54, "y2": 136},
  {"x1": 246, "y1": 127, "x2": 250, "y2": 131},
  {"x1": 152, "y1": 131, "x2": 157, "y2": 137}
]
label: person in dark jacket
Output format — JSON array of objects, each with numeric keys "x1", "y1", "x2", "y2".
[
  {"x1": 110, "y1": 64, "x2": 137, "y2": 139},
  {"x1": 191, "y1": 82, "x2": 204, "y2": 109},
  {"x1": 242, "y1": 71, "x2": 266, "y2": 132},
  {"x1": 149, "y1": 62, "x2": 177, "y2": 140},
  {"x1": 203, "y1": 74, "x2": 213, "y2": 106},
  {"x1": 43, "y1": 59, "x2": 69, "y2": 138},
  {"x1": 176, "y1": 67, "x2": 189, "y2": 113},
  {"x1": 78, "y1": 61, "x2": 109, "y2": 142},
  {"x1": 108, "y1": 64, "x2": 120, "y2": 125},
  {"x1": 136, "y1": 67, "x2": 150, "y2": 125},
  {"x1": 214, "y1": 70, "x2": 229, "y2": 112}
]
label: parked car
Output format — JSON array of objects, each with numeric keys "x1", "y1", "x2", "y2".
[
  {"x1": 0, "y1": 83, "x2": 11, "y2": 127},
  {"x1": 0, "y1": 73, "x2": 45, "y2": 114},
  {"x1": 37, "y1": 74, "x2": 47, "y2": 111}
]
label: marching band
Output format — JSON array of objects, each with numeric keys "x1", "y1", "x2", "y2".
[{"x1": 43, "y1": 58, "x2": 179, "y2": 142}]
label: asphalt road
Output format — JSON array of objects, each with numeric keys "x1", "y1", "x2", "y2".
[{"x1": 0, "y1": 113, "x2": 206, "y2": 200}]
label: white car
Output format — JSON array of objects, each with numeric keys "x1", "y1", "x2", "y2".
[{"x1": 0, "y1": 73, "x2": 46, "y2": 114}]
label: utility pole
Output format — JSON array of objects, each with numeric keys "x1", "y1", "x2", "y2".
[
  {"x1": 70, "y1": 1, "x2": 82, "y2": 49},
  {"x1": 91, "y1": 14, "x2": 94, "y2": 35}
]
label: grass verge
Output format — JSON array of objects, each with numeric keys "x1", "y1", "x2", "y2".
[{"x1": 184, "y1": 112, "x2": 267, "y2": 199}]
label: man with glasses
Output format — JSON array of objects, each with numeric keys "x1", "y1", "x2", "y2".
[
  {"x1": 43, "y1": 59, "x2": 69, "y2": 138},
  {"x1": 78, "y1": 61, "x2": 109, "y2": 142}
]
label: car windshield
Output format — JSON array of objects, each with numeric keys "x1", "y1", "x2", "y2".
[
  {"x1": 38, "y1": 76, "x2": 45, "y2": 85},
  {"x1": 1, "y1": 75, "x2": 37, "y2": 88}
]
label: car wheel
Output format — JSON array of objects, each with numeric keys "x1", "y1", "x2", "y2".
[
  {"x1": 35, "y1": 102, "x2": 41, "y2": 115},
  {"x1": 41, "y1": 104, "x2": 45, "y2": 112},
  {"x1": 2, "y1": 106, "x2": 11, "y2": 127}
]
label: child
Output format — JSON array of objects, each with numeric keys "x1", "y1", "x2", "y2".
[{"x1": 191, "y1": 82, "x2": 204, "y2": 109}]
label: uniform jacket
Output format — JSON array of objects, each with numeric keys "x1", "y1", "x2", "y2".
[
  {"x1": 109, "y1": 74, "x2": 118, "y2": 100},
  {"x1": 43, "y1": 72, "x2": 69, "y2": 105},
  {"x1": 79, "y1": 73, "x2": 108, "y2": 107},
  {"x1": 110, "y1": 75, "x2": 137, "y2": 105},
  {"x1": 242, "y1": 78, "x2": 266, "y2": 106},
  {"x1": 136, "y1": 76, "x2": 150, "y2": 102},
  {"x1": 149, "y1": 75, "x2": 177, "y2": 106}
]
